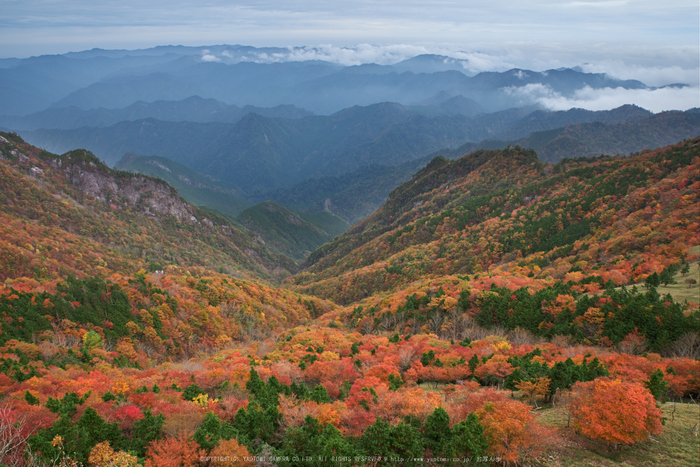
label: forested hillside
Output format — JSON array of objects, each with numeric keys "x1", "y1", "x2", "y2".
[
  {"x1": 295, "y1": 138, "x2": 699, "y2": 305},
  {"x1": 0, "y1": 132, "x2": 300, "y2": 281},
  {"x1": 237, "y1": 202, "x2": 349, "y2": 262}
]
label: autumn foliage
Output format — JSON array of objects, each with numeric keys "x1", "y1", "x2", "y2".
[
  {"x1": 0, "y1": 133, "x2": 699, "y2": 465},
  {"x1": 568, "y1": 378, "x2": 663, "y2": 446}
]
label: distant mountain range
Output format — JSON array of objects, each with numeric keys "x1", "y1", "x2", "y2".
[
  {"x1": 0, "y1": 45, "x2": 654, "y2": 116},
  {"x1": 438, "y1": 108, "x2": 700, "y2": 163},
  {"x1": 21, "y1": 102, "x2": 485, "y2": 194},
  {"x1": 19, "y1": 104, "x2": 700, "y2": 222},
  {"x1": 0, "y1": 97, "x2": 314, "y2": 131}
]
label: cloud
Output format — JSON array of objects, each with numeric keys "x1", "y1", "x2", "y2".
[
  {"x1": 505, "y1": 83, "x2": 699, "y2": 113},
  {"x1": 201, "y1": 54, "x2": 221, "y2": 62},
  {"x1": 579, "y1": 61, "x2": 700, "y2": 87},
  {"x1": 274, "y1": 44, "x2": 432, "y2": 66},
  {"x1": 211, "y1": 43, "x2": 697, "y2": 81}
]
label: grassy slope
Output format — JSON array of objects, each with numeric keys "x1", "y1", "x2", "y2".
[{"x1": 654, "y1": 263, "x2": 700, "y2": 314}]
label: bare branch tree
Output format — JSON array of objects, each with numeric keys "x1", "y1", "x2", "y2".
[
  {"x1": 664, "y1": 331, "x2": 700, "y2": 360},
  {"x1": 428, "y1": 311, "x2": 444, "y2": 335},
  {"x1": 0, "y1": 404, "x2": 34, "y2": 467}
]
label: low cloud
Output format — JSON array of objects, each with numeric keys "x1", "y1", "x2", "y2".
[
  {"x1": 225, "y1": 44, "x2": 536, "y2": 72},
  {"x1": 246, "y1": 44, "x2": 434, "y2": 66},
  {"x1": 505, "y1": 83, "x2": 699, "y2": 113},
  {"x1": 580, "y1": 61, "x2": 699, "y2": 87},
  {"x1": 219, "y1": 44, "x2": 698, "y2": 85}
]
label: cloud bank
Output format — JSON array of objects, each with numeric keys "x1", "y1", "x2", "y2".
[
  {"x1": 505, "y1": 83, "x2": 699, "y2": 113},
  {"x1": 194, "y1": 43, "x2": 698, "y2": 81}
]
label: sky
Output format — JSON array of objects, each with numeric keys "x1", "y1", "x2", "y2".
[{"x1": 1, "y1": 0, "x2": 698, "y2": 111}]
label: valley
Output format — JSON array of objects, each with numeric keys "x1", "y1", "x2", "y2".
[{"x1": 0, "y1": 44, "x2": 698, "y2": 467}]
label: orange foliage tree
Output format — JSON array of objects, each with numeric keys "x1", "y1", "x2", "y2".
[
  {"x1": 516, "y1": 376, "x2": 551, "y2": 408},
  {"x1": 568, "y1": 378, "x2": 663, "y2": 447},
  {"x1": 144, "y1": 432, "x2": 205, "y2": 467},
  {"x1": 206, "y1": 438, "x2": 254, "y2": 466},
  {"x1": 476, "y1": 397, "x2": 548, "y2": 464}
]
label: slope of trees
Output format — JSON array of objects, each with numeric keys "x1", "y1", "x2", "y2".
[{"x1": 294, "y1": 138, "x2": 700, "y2": 305}]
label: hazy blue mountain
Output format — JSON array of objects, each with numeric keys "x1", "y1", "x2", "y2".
[
  {"x1": 22, "y1": 102, "x2": 485, "y2": 194},
  {"x1": 411, "y1": 94, "x2": 484, "y2": 117},
  {"x1": 491, "y1": 104, "x2": 654, "y2": 140},
  {"x1": 0, "y1": 45, "x2": 659, "y2": 117},
  {"x1": 24, "y1": 119, "x2": 229, "y2": 167},
  {"x1": 467, "y1": 68, "x2": 646, "y2": 95},
  {"x1": 0, "y1": 96, "x2": 313, "y2": 131},
  {"x1": 0, "y1": 53, "x2": 188, "y2": 115},
  {"x1": 61, "y1": 44, "x2": 291, "y2": 61},
  {"x1": 275, "y1": 65, "x2": 644, "y2": 114},
  {"x1": 50, "y1": 60, "x2": 343, "y2": 111},
  {"x1": 391, "y1": 54, "x2": 472, "y2": 74},
  {"x1": 434, "y1": 110, "x2": 700, "y2": 162},
  {"x1": 0, "y1": 45, "x2": 330, "y2": 115},
  {"x1": 0, "y1": 94, "x2": 486, "y2": 133},
  {"x1": 513, "y1": 110, "x2": 700, "y2": 162},
  {"x1": 21, "y1": 102, "x2": 682, "y2": 202}
]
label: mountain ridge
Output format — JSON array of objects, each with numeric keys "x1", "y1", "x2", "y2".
[{"x1": 0, "y1": 96, "x2": 313, "y2": 131}]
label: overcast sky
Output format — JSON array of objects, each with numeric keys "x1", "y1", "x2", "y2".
[
  {"x1": 1, "y1": 1, "x2": 697, "y2": 58},
  {"x1": 1, "y1": 0, "x2": 698, "y2": 110}
]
